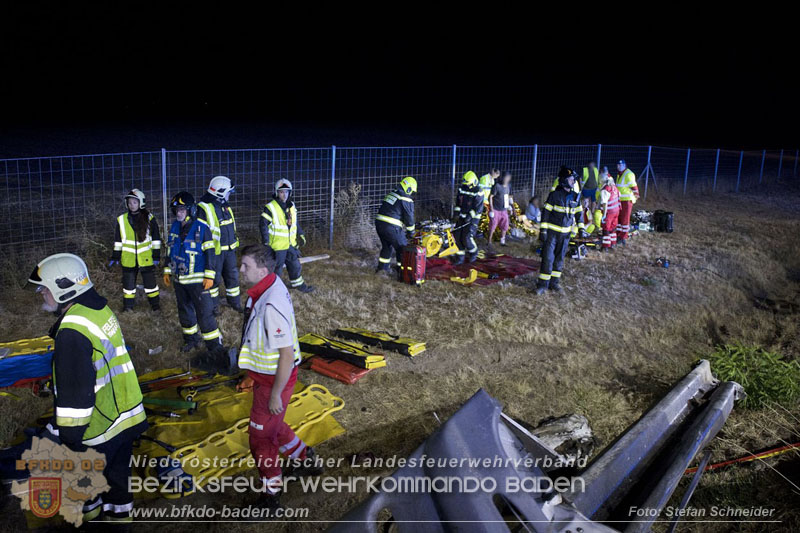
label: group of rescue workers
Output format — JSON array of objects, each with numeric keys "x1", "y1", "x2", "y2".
[
  {"x1": 20, "y1": 160, "x2": 638, "y2": 524},
  {"x1": 374, "y1": 159, "x2": 639, "y2": 294}
]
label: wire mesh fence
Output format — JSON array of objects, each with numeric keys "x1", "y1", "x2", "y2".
[{"x1": 1, "y1": 144, "x2": 797, "y2": 252}]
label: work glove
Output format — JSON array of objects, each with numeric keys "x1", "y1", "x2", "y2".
[
  {"x1": 162, "y1": 273, "x2": 171, "y2": 288},
  {"x1": 202, "y1": 278, "x2": 214, "y2": 290},
  {"x1": 298, "y1": 235, "x2": 307, "y2": 248},
  {"x1": 108, "y1": 260, "x2": 118, "y2": 268}
]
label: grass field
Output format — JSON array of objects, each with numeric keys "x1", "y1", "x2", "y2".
[{"x1": 1, "y1": 185, "x2": 799, "y2": 532}]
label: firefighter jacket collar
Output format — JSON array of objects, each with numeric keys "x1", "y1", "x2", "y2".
[
  {"x1": 247, "y1": 273, "x2": 278, "y2": 304},
  {"x1": 200, "y1": 192, "x2": 227, "y2": 206},
  {"x1": 271, "y1": 196, "x2": 295, "y2": 210},
  {"x1": 48, "y1": 288, "x2": 107, "y2": 338}
]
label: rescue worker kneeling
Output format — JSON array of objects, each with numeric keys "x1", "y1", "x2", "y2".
[
  {"x1": 259, "y1": 179, "x2": 314, "y2": 293},
  {"x1": 27, "y1": 253, "x2": 147, "y2": 523},
  {"x1": 533, "y1": 166, "x2": 581, "y2": 295},
  {"x1": 163, "y1": 192, "x2": 224, "y2": 353},
  {"x1": 375, "y1": 177, "x2": 417, "y2": 273},
  {"x1": 235, "y1": 244, "x2": 321, "y2": 510},
  {"x1": 452, "y1": 171, "x2": 484, "y2": 264}
]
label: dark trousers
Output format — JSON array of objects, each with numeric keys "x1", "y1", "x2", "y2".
[
  {"x1": 274, "y1": 247, "x2": 306, "y2": 288},
  {"x1": 211, "y1": 249, "x2": 241, "y2": 309},
  {"x1": 376, "y1": 222, "x2": 407, "y2": 271},
  {"x1": 174, "y1": 281, "x2": 221, "y2": 349},
  {"x1": 121, "y1": 266, "x2": 159, "y2": 310},
  {"x1": 537, "y1": 232, "x2": 570, "y2": 288},
  {"x1": 82, "y1": 436, "x2": 136, "y2": 522},
  {"x1": 454, "y1": 218, "x2": 479, "y2": 262}
]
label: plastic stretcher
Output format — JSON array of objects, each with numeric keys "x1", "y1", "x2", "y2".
[
  {"x1": 333, "y1": 327, "x2": 426, "y2": 357},
  {"x1": 299, "y1": 333, "x2": 387, "y2": 369}
]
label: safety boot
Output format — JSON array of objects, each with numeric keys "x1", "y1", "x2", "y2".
[
  {"x1": 285, "y1": 447, "x2": 324, "y2": 478},
  {"x1": 549, "y1": 283, "x2": 562, "y2": 292},
  {"x1": 531, "y1": 285, "x2": 547, "y2": 295},
  {"x1": 181, "y1": 334, "x2": 203, "y2": 352},
  {"x1": 294, "y1": 284, "x2": 315, "y2": 293},
  {"x1": 258, "y1": 491, "x2": 282, "y2": 512}
]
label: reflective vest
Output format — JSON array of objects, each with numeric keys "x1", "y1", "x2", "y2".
[
  {"x1": 238, "y1": 278, "x2": 302, "y2": 375},
  {"x1": 600, "y1": 184, "x2": 620, "y2": 212},
  {"x1": 616, "y1": 169, "x2": 638, "y2": 202},
  {"x1": 55, "y1": 304, "x2": 145, "y2": 446},
  {"x1": 261, "y1": 200, "x2": 297, "y2": 251},
  {"x1": 165, "y1": 219, "x2": 216, "y2": 284},
  {"x1": 116, "y1": 213, "x2": 156, "y2": 268},
  {"x1": 198, "y1": 202, "x2": 239, "y2": 254},
  {"x1": 582, "y1": 167, "x2": 599, "y2": 189},
  {"x1": 478, "y1": 174, "x2": 494, "y2": 202}
]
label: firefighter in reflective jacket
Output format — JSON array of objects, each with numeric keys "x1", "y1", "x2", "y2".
[
  {"x1": 27, "y1": 253, "x2": 147, "y2": 523},
  {"x1": 197, "y1": 176, "x2": 243, "y2": 312},
  {"x1": 478, "y1": 167, "x2": 501, "y2": 207},
  {"x1": 163, "y1": 192, "x2": 225, "y2": 353},
  {"x1": 109, "y1": 189, "x2": 161, "y2": 312},
  {"x1": 452, "y1": 171, "x2": 484, "y2": 264},
  {"x1": 615, "y1": 159, "x2": 639, "y2": 244},
  {"x1": 375, "y1": 177, "x2": 417, "y2": 273},
  {"x1": 533, "y1": 166, "x2": 581, "y2": 295},
  {"x1": 259, "y1": 179, "x2": 314, "y2": 293}
]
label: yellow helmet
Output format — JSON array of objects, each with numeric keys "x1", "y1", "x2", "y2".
[
  {"x1": 462, "y1": 171, "x2": 478, "y2": 187},
  {"x1": 400, "y1": 176, "x2": 417, "y2": 195}
]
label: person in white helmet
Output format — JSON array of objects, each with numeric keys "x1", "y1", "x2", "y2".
[
  {"x1": 26, "y1": 253, "x2": 147, "y2": 523},
  {"x1": 259, "y1": 179, "x2": 314, "y2": 293},
  {"x1": 197, "y1": 176, "x2": 243, "y2": 312},
  {"x1": 109, "y1": 189, "x2": 162, "y2": 312}
]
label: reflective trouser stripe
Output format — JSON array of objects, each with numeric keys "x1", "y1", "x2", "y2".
[
  {"x1": 290, "y1": 277, "x2": 304, "y2": 287},
  {"x1": 538, "y1": 273, "x2": 551, "y2": 280},
  {"x1": 182, "y1": 324, "x2": 199, "y2": 335},
  {"x1": 378, "y1": 257, "x2": 391, "y2": 263},
  {"x1": 551, "y1": 271, "x2": 562, "y2": 278},
  {"x1": 123, "y1": 289, "x2": 136, "y2": 299},
  {"x1": 202, "y1": 329, "x2": 220, "y2": 340},
  {"x1": 210, "y1": 287, "x2": 220, "y2": 298},
  {"x1": 226, "y1": 287, "x2": 240, "y2": 296}
]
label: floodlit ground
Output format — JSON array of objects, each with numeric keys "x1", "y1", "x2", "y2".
[{"x1": 1, "y1": 185, "x2": 799, "y2": 532}]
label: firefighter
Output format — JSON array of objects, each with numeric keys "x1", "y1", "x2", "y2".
[
  {"x1": 236, "y1": 244, "x2": 320, "y2": 510},
  {"x1": 109, "y1": 189, "x2": 161, "y2": 312},
  {"x1": 27, "y1": 253, "x2": 147, "y2": 523},
  {"x1": 375, "y1": 177, "x2": 417, "y2": 274},
  {"x1": 615, "y1": 160, "x2": 639, "y2": 245},
  {"x1": 478, "y1": 167, "x2": 501, "y2": 207},
  {"x1": 197, "y1": 176, "x2": 243, "y2": 312},
  {"x1": 452, "y1": 171, "x2": 484, "y2": 264},
  {"x1": 163, "y1": 192, "x2": 225, "y2": 353},
  {"x1": 598, "y1": 173, "x2": 621, "y2": 251},
  {"x1": 533, "y1": 166, "x2": 581, "y2": 295},
  {"x1": 259, "y1": 179, "x2": 314, "y2": 293}
]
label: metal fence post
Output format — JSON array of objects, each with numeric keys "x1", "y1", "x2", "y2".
[
  {"x1": 795, "y1": 149, "x2": 799, "y2": 177},
  {"x1": 531, "y1": 144, "x2": 538, "y2": 197},
  {"x1": 450, "y1": 144, "x2": 457, "y2": 217},
  {"x1": 683, "y1": 148, "x2": 691, "y2": 195},
  {"x1": 759, "y1": 149, "x2": 766, "y2": 183},
  {"x1": 736, "y1": 151, "x2": 743, "y2": 193},
  {"x1": 328, "y1": 145, "x2": 336, "y2": 248},
  {"x1": 644, "y1": 145, "x2": 652, "y2": 199},
  {"x1": 596, "y1": 143, "x2": 602, "y2": 167},
  {"x1": 712, "y1": 148, "x2": 720, "y2": 193},
  {"x1": 161, "y1": 148, "x2": 168, "y2": 233},
  {"x1": 777, "y1": 149, "x2": 784, "y2": 178}
]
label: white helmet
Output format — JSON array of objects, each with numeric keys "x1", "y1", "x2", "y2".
[
  {"x1": 275, "y1": 178, "x2": 293, "y2": 196},
  {"x1": 27, "y1": 253, "x2": 94, "y2": 304},
  {"x1": 124, "y1": 188, "x2": 146, "y2": 209},
  {"x1": 208, "y1": 176, "x2": 234, "y2": 201}
]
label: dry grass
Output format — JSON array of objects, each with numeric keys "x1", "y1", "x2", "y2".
[{"x1": 1, "y1": 185, "x2": 800, "y2": 531}]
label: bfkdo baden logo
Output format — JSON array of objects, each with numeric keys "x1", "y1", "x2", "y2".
[{"x1": 29, "y1": 477, "x2": 62, "y2": 518}]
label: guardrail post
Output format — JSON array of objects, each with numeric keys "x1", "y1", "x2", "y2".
[
  {"x1": 531, "y1": 144, "x2": 538, "y2": 198},
  {"x1": 328, "y1": 145, "x2": 336, "y2": 248},
  {"x1": 736, "y1": 151, "x2": 743, "y2": 193},
  {"x1": 161, "y1": 148, "x2": 168, "y2": 233},
  {"x1": 712, "y1": 148, "x2": 720, "y2": 193},
  {"x1": 777, "y1": 149, "x2": 784, "y2": 178},
  {"x1": 759, "y1": 149, "x2": 766, "y2": 183},
  {"x1": 451, "y1": 144, "x2": 457, "y2": 217},
  {"x1": 596, "y1": 143, "x2": 602, "y2": 168},
  {"x1": 683, "y1": 148, "x2": 691, "y2": 195}
]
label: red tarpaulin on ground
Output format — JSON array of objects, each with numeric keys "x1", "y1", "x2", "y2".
[{"x1": 425, "y1": 255, "x2": 540, "y2": 285}]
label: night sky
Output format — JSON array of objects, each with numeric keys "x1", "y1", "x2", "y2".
[{"x1": 1, "y1": 8, "x2": 796, "y2": 157}]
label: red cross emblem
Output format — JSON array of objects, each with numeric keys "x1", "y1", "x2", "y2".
[{"x1": 276, "y1": 328, "x2": 282, "y2": 334}]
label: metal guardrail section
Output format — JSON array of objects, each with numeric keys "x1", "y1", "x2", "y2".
[{"x1": 329, "y1": 360, "x2": 743, "y2": 533}]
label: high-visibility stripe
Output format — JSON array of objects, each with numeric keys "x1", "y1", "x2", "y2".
[
  {"x1": 144, "y1": 286, "x2": 158, "y2": 294},
  {"x1": 289, "y1": 441, "x2": 306, "y2": 459},
  {"x1": 83, "y1": 403, "x2": 146, "y2": 446},
  {"x1": 202, "y1": 329, "x2": 220, "y2": 340},
  {"x1": 551, "y1": 271, "x2": 562, "y2": 278},
  {"x1": 204, "y1": 270, "x2": 216, "y2": 278},
  {"x1": 290, "y1": 277, "x2": 305, "y2": 287},
  {"x1": 375, "y1": 214, "x2": 403, "y2": 227},
  {"x1": 210, "y1": 287, "x2": 220, "y2": 297},
  {"x1": 538, "y1": 273, "x2": 551, "y2": 280},
  {"x1": 250, "y1": 420, "x2": 264, "y2": 430},
  {"x1": 378, "y1": 257, "x2": 391, "y2": 264},
  {"x1": 94, "y1": 361, "x2": 134, "y2": 393},
  {"x1": 103, "y1": 502, "x2": 133, "y2": 514},
  {"x1": 182, "y1": 325, "x2": 199, "y2": 335},
  {"x1": 279, "y1": 435, "x2": 300, "y2": 453},
  {"x1": 540, "y1": 222, "x2": 573, "y2": 233}
]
